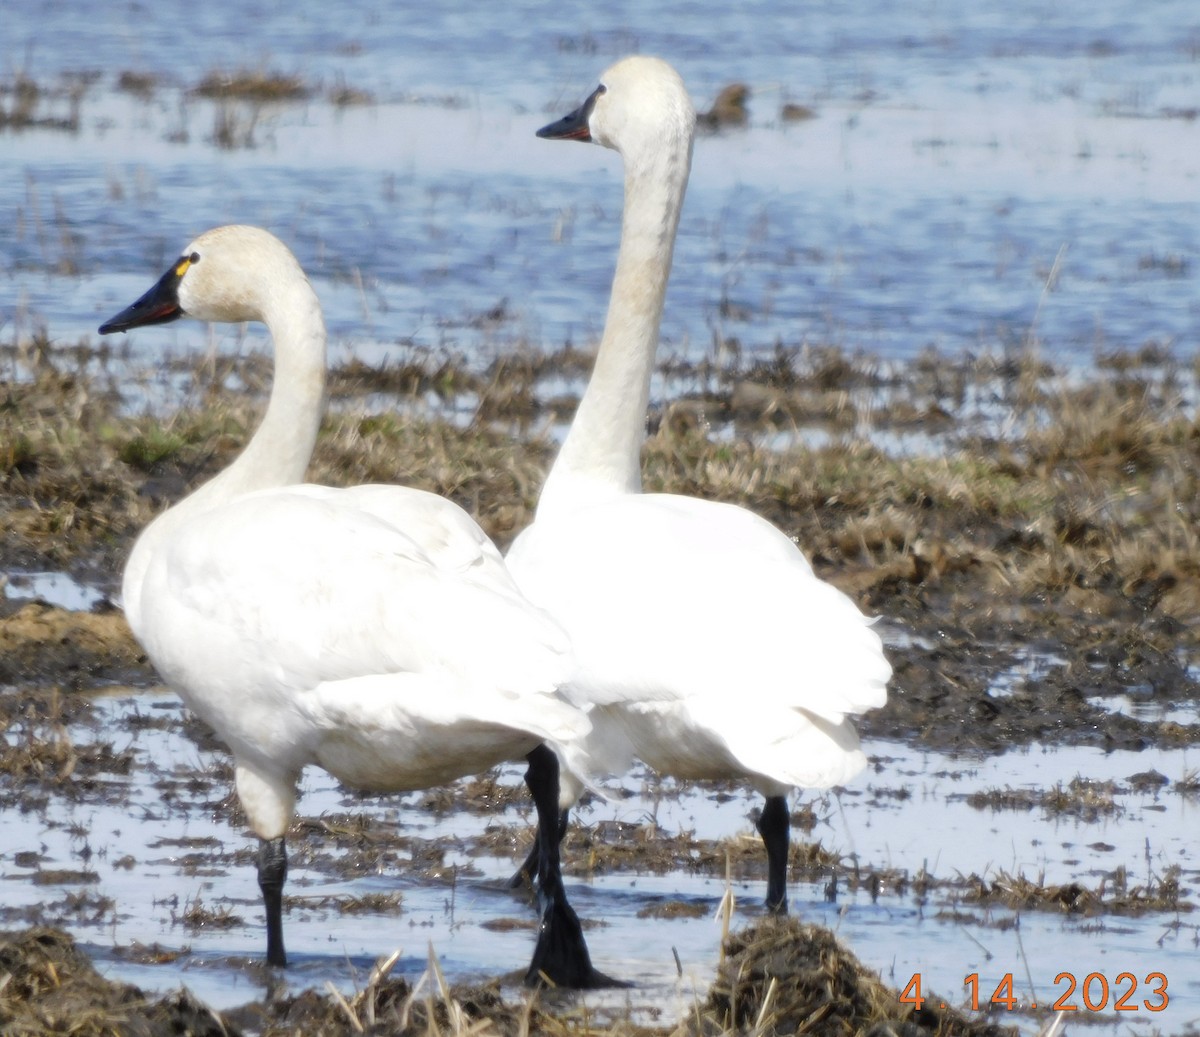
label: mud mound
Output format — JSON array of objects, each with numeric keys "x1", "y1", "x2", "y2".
[
  {"x1": 703, "y1": 918, "x2": 1014, "y2": 1037},
  {"x1": 0, "y1": 927, "x2": 228, "y2": 1037},
  {"x1": 0, "y1": 602, "x2": 144, "y2": 688},
  {"x1": 229, "y1": 978, "x2": 561, "y2": 1037},
  {"x1": 0, "y1": 927, "x2": 569, "y2": 1037},
  {"x1": 1, "y1": 922, "x2": 1017, "y2": 1037}
]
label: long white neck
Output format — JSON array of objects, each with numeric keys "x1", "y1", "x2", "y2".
[
  {"x1": 122, "y1": 277, "x2": 326, "y2": 625},
  {"x1": 190, "y1": 287, "x2": 326, "y2": 507},
  {"x1": 537, "y1": 138, "x2": 692, "y2": 519}
]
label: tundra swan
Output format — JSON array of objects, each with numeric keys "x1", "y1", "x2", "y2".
[
  {"x1": 507, "y1": 58, "x2": 892, "y2": 913},
  {"x1": 99, "y1": 225, "x2": 607, "y2": 987}
]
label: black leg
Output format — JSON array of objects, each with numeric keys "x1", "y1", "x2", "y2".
[
  {"x1": 521, "y1": 745, "x2": 623, "y2": 988},
  {"x1": 757, "y1": 794, "x2": 790, "y2": 914},
  {"x1": 508, "y1": 805, "x2": 569, "y2": 890},
  {"x1": 258, "y1": 836, "x2": 288, "y2": 967}
]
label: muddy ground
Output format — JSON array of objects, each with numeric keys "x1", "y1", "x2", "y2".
[{"x1": 1, "y1": 335, "x2": 1198, "y2": 1035}]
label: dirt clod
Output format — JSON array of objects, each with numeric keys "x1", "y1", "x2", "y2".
[{"x1": 705, "y1": 919, "x2": 1014, "y2": 1037}]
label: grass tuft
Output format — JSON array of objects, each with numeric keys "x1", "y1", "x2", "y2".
[{"x1": 192, "y1": 69, "x2": 312, "y2": 102}]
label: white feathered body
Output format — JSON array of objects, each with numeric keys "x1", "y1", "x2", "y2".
[
  {"x1": 127, "y1": 483, "x2": 586, "y2": 800},
  {"x1": 507, "y1": 492, "x2": 890, "y2": 798}
]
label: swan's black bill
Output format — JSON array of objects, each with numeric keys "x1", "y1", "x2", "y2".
[
  {"x1": 536, "y1": 84, "x2": 605, "y2": 142},
  {"x1": 98, "y1": 255, "x2": 192, "y2": 334}
]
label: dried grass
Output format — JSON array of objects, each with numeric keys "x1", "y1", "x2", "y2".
[
  {"x1": 0, "y1": 927, "x2": 226, "y2": 1037},
  {"x1": 0, "y1": 72, "x2": 88, "y2": 132},
  {"x1": 192, "y1": 69, "x2": 312, "y2": 102},
  {"x1": 959, "y1": 865, "x2": 1187, "y2": 917},
  {"x1": 2, "y1": 334, "x2": 1200, "y2": 755},
  {"x1": 1, "y1": 922, "x2": 1022, "y2": 1037},
  {"x1": 703, "y1": 918, "x2": 1014, "y2": 1036}
]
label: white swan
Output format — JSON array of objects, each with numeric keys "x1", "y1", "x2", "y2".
[
  {"x1": 98, "y1": 225, "x2": 610, "y2": 987},
  {"x1": 507, "y1": 57, "x2": 892, "y2": 912}
]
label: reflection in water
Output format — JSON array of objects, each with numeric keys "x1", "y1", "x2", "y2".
[
  {"x1": 2, "y1": 693, "x2": 1195, "y2": 1032},
  {"x1": 2, "y1": 571, "x2": 106, "y2": 612}
]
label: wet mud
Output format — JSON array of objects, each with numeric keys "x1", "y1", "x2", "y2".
[{"x1": 1, "y1": 341, "x2": 1198, "y2": 1034}]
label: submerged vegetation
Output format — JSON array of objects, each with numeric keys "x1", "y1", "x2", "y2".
[
  {"x1": 0, "y1": 71, "x2": 92, "y2": 132},
  {"x1": 0, "y1": 64, "x2": 449, "y2": 150},
  {"x1": 191, "y1": 68, "x2": 313, "y2": 102}
]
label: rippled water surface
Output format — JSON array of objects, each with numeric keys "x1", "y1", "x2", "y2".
[
  {"x1": 2, "y1": 690, "x2": 1197, "y2": 1033},
  {"x1": 3, "y1": 1, "x2": 1199, "y2": 375}
]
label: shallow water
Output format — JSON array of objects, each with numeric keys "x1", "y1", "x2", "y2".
[
  {"x1": 3, "y1": 1, "x2": 1199, "y2": 385},
  {"x1": 2, "y1": 570, "x2": 106, "y2": 612},
  {"x1": 2, "y1": 690, "x2": 1197, "y2": 1033}
]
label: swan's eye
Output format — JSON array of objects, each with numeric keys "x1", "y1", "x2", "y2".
[{"x1": 189, "y1": 251, "x2": 201, "y2": 264}]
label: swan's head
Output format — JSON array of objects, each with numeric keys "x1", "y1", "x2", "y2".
[
  {"x1": 99, "y1": 225, "x2": 305, "y2": 334},
  {"x1": 538, "y1": 55, "x2": 696, "y2": 161}
]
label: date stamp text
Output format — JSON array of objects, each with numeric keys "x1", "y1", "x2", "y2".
[{"x1": 900, "y1": 971, "x2": 1168, "y2": 1013}]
